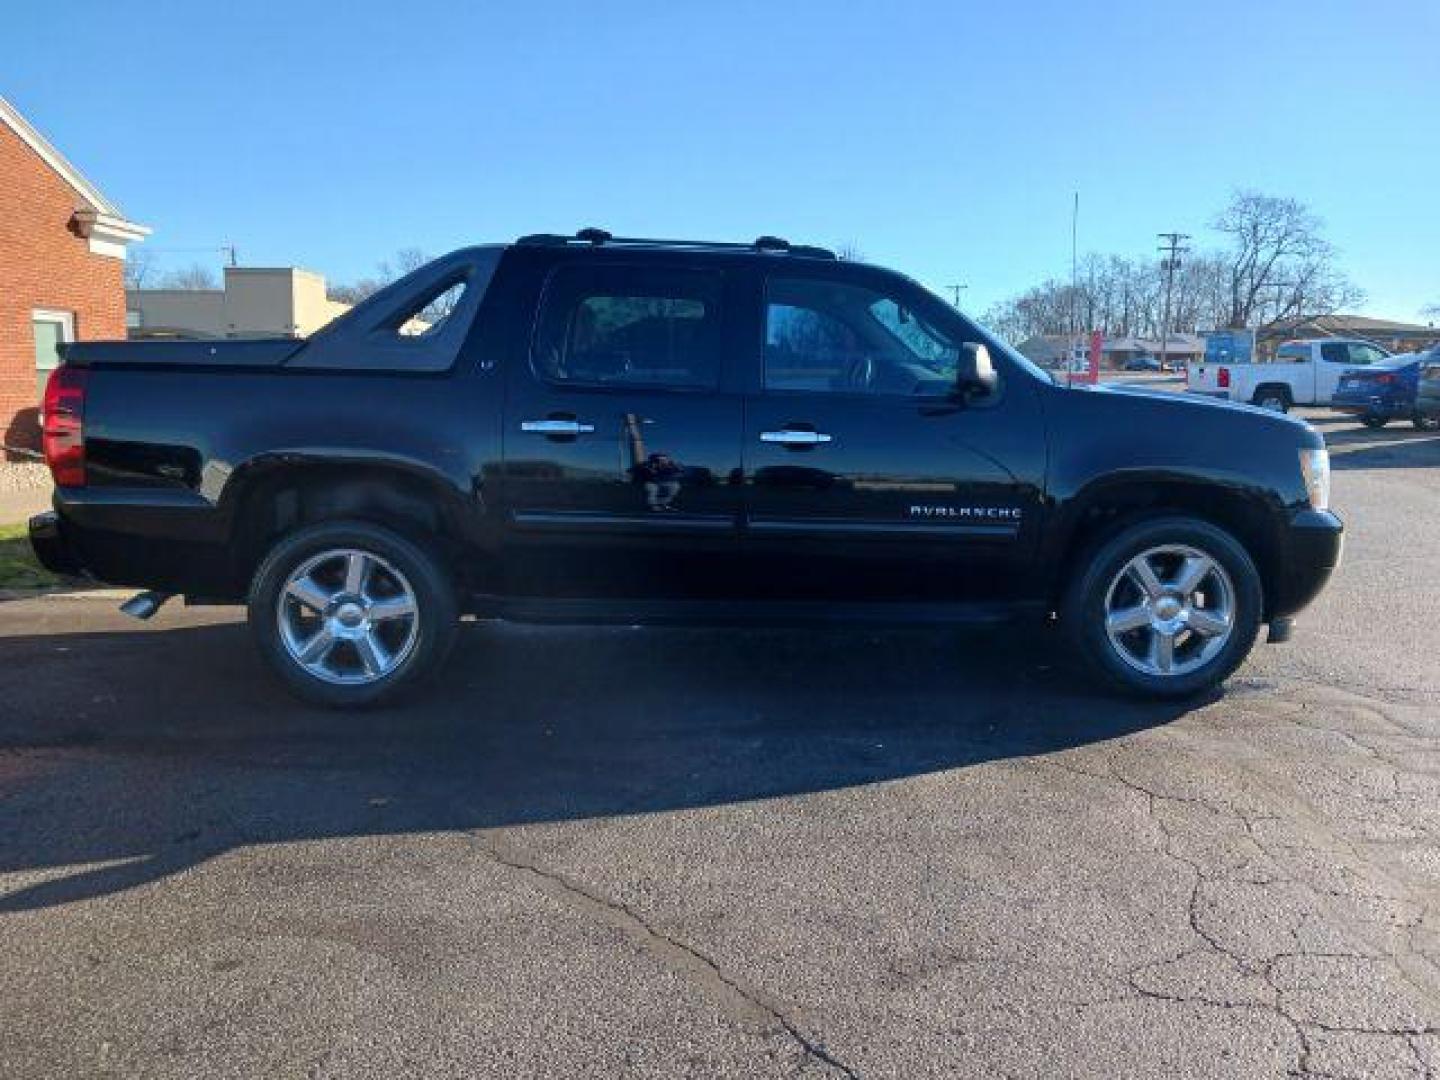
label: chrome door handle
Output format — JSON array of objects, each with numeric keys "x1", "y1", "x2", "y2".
[
  {"x1": 521, "y1": 419, "x2": 595, "y2": 435},
  {"x1": 760, "y1": 429, "x2": 833, "y2": 446}
]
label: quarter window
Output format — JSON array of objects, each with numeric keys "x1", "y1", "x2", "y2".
[
  {"x1": 764, "y1": 277, "x2": 960, "y2": 396},
  {"x1": 532, "y1": 265, "x2": 723, "y2": 390}
]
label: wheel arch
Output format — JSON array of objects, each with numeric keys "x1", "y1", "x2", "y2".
[
  {"x1": 1048, "y1": 477, "x2": 1283, "y2": 618},
  {"x1": 1251, "y1": 383, "x2": 1294, "y2": 407},
  {"x1": 218, "y1": 457, "x2": 486, "y2": 596}
]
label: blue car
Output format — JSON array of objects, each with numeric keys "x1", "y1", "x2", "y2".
[{"x1": 1331, "y1": 353, "x2": 1440, "y2": 431}]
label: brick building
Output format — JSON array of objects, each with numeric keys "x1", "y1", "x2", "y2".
[{"x1": 1, "y1": 96, "x2": 148, "y2": 454}]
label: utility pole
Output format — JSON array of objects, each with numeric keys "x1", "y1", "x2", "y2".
[
  {"x1": 946, "y1": 284, "x2": 968, "y2": 309},
  {"x1": 1157, "y1": 232, "x2": 1190, "y2": 372},
  {"x1": 222, "y1": 244, "x2": 238, "y2": 267}
]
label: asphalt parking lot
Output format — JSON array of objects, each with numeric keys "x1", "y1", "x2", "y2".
[{"x1": 2, "y1": 408, "x2": 1438, "y2": 1079}]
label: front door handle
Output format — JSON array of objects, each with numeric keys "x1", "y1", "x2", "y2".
[
  {"x1": 760, "y1": 429, "x2": 833, "y2": 447},
  {"x1": 521, "y1": 419, "x2": 595, "y2": 436}
]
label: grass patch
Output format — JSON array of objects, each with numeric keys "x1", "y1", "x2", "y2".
[{"x1": 0, "y1": 522, "x2": 64, "y2": 590}]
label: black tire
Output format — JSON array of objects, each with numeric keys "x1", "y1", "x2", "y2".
[
  {"x1": 1253, "y1": 389, "x2": 1290, "y2": 413},
  {"x1": 1414, "y1": 412, "x2": 1440, "y2": 432},
  {"x1": 247, "y1": 520, "x2": 459, "y2": 707},
  {"x1": 1062, "y1": 516, "x2": 1263, "y2": 699},
  {"x1": 1362, "y1": 416, "x2": 1389, "y2": 430}
]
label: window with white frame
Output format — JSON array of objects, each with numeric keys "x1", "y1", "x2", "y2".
[{"x1": 32, "y1": 310, "x2": 75, "y2": 401}]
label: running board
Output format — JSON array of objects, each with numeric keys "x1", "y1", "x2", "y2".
[{"x1": 465, "y1": 596, "x2": 1041, "y2": 628}]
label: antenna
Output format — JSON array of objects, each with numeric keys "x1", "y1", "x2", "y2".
[{"x1": 1069, "y1": 193, "x2": 1079, "y2": 388}]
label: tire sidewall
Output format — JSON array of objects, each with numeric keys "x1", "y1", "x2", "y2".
[
  {"x1": 1065, "y1": 516, "x2": 1263, "y2": 699},
  {"x1": 248, "y1": 521, "x2": 458, "y2": 707}
]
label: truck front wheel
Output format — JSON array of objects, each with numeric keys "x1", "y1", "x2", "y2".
[
  {"x1": 247, "y1": 520, "x2": 459, "y2": 707},
  {"x1": 1063, "y1": 516, "x2": 1263, "y2": 699}
]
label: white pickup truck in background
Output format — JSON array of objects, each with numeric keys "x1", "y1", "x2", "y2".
[{"x1": 1187, "y1": 338, "x2": 1392, "y2": 412}]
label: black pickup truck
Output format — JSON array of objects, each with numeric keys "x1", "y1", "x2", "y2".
[{"x1": 30, "y1": 230, "x2": 1342, "y2": 705}]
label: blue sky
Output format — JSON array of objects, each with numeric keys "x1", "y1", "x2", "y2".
[{"x1": 8, "y1": 0, "x2": 1438, "y2": 321}]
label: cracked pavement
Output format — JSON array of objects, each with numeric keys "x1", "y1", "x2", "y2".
[{"x1": 1, "y1": 410, "x2": 1437, "y2": 1078}]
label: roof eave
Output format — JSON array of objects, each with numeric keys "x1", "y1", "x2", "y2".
[
  {"x1": 73, "y1": 207, "x2": 152, "y2": 259},
  {"x1": 0, "y1": 94, "x2": 151, "y2": 257}
]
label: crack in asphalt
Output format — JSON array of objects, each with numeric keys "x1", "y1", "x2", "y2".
[
  {"x1": 450, "y1": 674, "x2": 1437, "y2": 1079},
  {"x1": 1047, "y1": 739, "x2": 1440, "y2": 1077},
  {"x1": 476, "y1": 836, "x2": 859, "y2": 1079}
]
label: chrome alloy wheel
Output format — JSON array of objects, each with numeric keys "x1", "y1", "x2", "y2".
[
  {"x1": 277, "y1": 548, "x2": 419, "y2": 685},
  {"x1": 1102, "y1": 544, "x2": 1235, "y2": 678}
]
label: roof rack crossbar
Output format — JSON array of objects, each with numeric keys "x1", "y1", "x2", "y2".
[{"x1": 515, "y1": 229, "x2": 836, "y2": 260}]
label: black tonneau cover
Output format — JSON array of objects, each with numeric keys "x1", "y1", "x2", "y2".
[{"x1": 61, "y1": 338, "x2": 305, "y2": 369}]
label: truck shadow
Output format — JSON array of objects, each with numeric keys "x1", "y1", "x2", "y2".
[{"x1": 0, "y1": 619, "x2": 1198, "y2": 912}]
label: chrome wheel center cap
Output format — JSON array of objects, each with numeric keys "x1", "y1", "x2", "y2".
[
  {"x1": 1153, "y1": 596, "x2": 1183, "y2": 621},
  {"x1": 335, "y1": 602, "x2": 366, "y2": 628}
]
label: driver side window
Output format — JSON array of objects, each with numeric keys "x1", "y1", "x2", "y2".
[
  {"x1": 765, "y1": 302, "x2": 866, "y2": 392},
  {"x1": 763, "y1": 276, "x2": 960, "y2": 396}
]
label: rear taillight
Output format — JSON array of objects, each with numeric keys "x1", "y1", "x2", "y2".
[
  {"x1": 42, "y1": 366, "x2": 88, "y2": 487},
  {"x1": 1217, "y1": 367, "x2": 1230, "y2": 389},
  {"x1": 1374, "y1": 373, "x2": 1398, "y2": 385}
]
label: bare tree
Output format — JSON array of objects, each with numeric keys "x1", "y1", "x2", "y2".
[
  {"x1": 159, "y1": 263, "x2": 219, "y2": 290},
  {"x1": 327, "y1": 278, "x2": 387, "y2": 304},
  {"x1": 386, "y1": 248, "x2": 431, "y2": 278},
  {"x1": 980, "y1": 191, "x2": 1361, "y2": 345},
  {"x1": 123, "y1": 248, "x2": 159, "y2": 291},
  {"x1": 328, "y1": 249, "x2": 435, "y2": 305},
  {"x1": 1213, "y1": 190, "x2": 1361, "y2": 330}
]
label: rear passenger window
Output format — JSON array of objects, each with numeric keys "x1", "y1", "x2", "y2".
[
  {"x1": 1321, "y1": 344, "x2": 1350, "y2": 364},
  {"x1": 532, "y1": 265, "x2": 723, "y2": 390}
]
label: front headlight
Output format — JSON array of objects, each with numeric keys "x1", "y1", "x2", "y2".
[{"x1": 1299, "y1": 446, "x2": 1330, "y2": 511}]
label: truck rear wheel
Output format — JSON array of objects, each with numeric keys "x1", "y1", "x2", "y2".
[
  {"x1": 1063, "y1": 516, "x2": 1262, "y2": 699},
  {"x1": 1253, "y1": 388, "x2": 1291, "y2": 413},
  {"x1": 247, "y1": 520, "x2": 459, "y2": 707}
]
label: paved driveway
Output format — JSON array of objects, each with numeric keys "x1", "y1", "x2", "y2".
[{"x1": 2, "y1": 411, "x2": 1438, "y2": 1078}]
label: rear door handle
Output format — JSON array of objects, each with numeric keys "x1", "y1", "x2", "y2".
[
  {"x1": 760, "y1": 429, "x2": 833, "y2": 446},
  {"x1": 521, "y1": 419, "x2": 595, "y2": 436}
]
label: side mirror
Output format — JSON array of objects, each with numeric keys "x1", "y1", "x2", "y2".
[{"x1": 957, "y1": 342, "x2": 998, "y2": 398}]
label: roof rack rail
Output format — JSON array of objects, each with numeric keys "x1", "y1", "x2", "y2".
[{"x1": 515, "y1": 229, "x2": 836, "y2": 260}]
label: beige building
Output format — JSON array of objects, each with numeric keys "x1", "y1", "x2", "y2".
[{"x1": 127, "y1": 266, "x2": 351, "y2": 339}]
